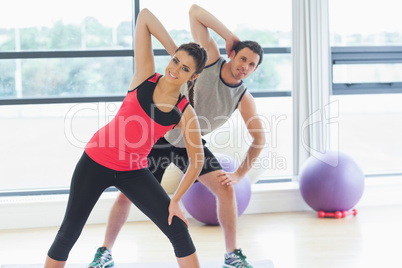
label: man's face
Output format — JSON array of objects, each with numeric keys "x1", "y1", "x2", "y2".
[{"x1": 229, "y1": 47, "x2": 260, "y2": 80}]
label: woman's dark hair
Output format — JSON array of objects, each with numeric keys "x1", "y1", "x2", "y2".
[
  {"x1": 175, "y1": 42, "x2": 208, "y2": 107},
  {"x1": 176, "y1": 42, "x2": 208, "y2": 75}
]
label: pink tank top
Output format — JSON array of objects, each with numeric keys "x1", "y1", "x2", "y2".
[{"x1": 85, "y1": 73, "x2": 189, "y2": 171}]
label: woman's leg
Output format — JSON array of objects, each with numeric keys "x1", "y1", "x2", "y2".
[
  {"x1": 97, "y1": 139, "x2": 177, "y2": 252},
  {"x1": 46, "y1": 153, "x2": 114, "y2": 265},
  {"x1": 176, "y1": 252, "x2": 200, "y2": 268},
  {"x1": 116, "y1": 168, "x2": 200, "y2": 268},
  {"x1": 44, "y1": 257, "x2": 66, "y2": 268}
]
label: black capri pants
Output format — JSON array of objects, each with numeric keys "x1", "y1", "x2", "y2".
[{"x1": 48, "y1": 152, "x2": 195, "y2": 261}]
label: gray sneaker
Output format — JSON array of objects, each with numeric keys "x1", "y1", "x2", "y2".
[
  {"x1": 223, "y1": 248, "x2": 253, "y2": 268},
  {"x1": 88, "y1": 247, "x2": 114, "y2": 268}
]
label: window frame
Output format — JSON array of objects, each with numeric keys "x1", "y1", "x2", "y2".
[
  {"x1": 331, "y1": 46, "x2": 402, "y2": 95},
  {"x1": 4, "y1": 46, "x2": 402, "y2": 104},
  {"x1": 0, "y1": 47, "x2": 291, "y2": 105}
]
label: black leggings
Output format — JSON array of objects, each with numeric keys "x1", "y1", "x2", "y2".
[{"x1": 48, "y1": 152, "x2": 195, "y2": 261}]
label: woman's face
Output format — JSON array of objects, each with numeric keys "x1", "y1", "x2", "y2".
[{"x1": 164, "y1": 50, "x2": 198, "y2": 85}]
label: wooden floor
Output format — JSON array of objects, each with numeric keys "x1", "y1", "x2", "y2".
[{"x1": 1, "y1": 205, "x2": 401, "y2": 268}]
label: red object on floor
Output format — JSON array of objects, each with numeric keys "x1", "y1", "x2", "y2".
[{"x1": 317, "y1": 209, "x2": 358, "y2": 218}]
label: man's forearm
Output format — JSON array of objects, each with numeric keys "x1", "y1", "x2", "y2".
[
  {"x1": 189, "y1": 4, "x2": 234, "y2": 43},
  {"x1": 235, "y1": 136, "x2": 265, "y2": 178}
]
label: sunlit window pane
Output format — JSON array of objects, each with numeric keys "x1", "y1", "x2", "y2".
[
  {"x1": 245, "y1": 54, "x2": 292, "y2": 92},
  {"x1": 0, "y1": 102, "x2": 119, "y2": 191},
  {"x1": 329, "y1": 0, "x2": 402, "y2": 46},
  {"x1": 141, "y1": 0, "x2": 292, "y2": 93},
  {"x1": 0, "y1": 0, "x2": 133, "y2": 51},
  {"x1": 333, "y1": 64, "x2": 402, "y2": 84},
  {"x1": 0, "y1": 60, "x2": 15, "y2": 97},
  {"x1": 331, "y1": 94, "x2": 402, "y2": 174},
  {"x1": 140, "y1": 0, "x2": 291, "y2": 47},
  {"x1": 1, "y1": 57, "x2": 133, "y2": 98}
]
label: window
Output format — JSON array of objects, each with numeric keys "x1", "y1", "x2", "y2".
[
  {"x1": 329, "y1": 0, "x2": 401, "y2": 47},
  {"x1": 0, "y1": 0, "x2": 134, "y2": 102},
  {"x1": 329, "y1": 0, "x2": 402, "y2": 175},
  {"x1": 331, "y1": 46, "x2": 402, "y2": 94},
  {"x1": 329, "y1": 0, "x2": 402, "y2": 95},
  {"x1": 0, "y1": 0, "x2": 293, "y2": 194},
  {"x1": 331, "y1": 94, "x2": 402, "y2": 175},
  {"x1": 0, "y1": 0, "x2": 135, "y2": 193},
  {"x1": 140, "y1": 0, "x2": 292, "y2": 96},
  {"x1": 140, "y1": 0, "x2": 293, "y2": 181},
  {"x1": 0, "y1": 102, "x2": 119, "y2": 192}
]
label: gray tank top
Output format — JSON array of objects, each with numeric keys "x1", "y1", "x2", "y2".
[{"x1": 164, "y1": 57, "x2": 247, "y2": 148}]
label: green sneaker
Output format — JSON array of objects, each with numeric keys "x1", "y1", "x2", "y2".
[
  {"x1": 88, "y1": 247, "x2": 114, "y2": 268},
  {"x1": 223, "y1": 248, "x2": 253, "y2": 268}
]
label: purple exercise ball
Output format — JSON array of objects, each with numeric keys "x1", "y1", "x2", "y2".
[
  {"x1": 299, "y1": 151, "x2": 365, "y2": 212},
  {"x1": 182, "y1": 153, "x2": 251, "y2": 225}
]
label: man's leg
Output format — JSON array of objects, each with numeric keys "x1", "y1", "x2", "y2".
[
  {"x1": 102, "y1": 192, "x2": 132, "y2": 249},
  {"x1": 175, "y1": 145, "x2": 252, "y2": 266},
  {"x1": 88, "y1": 187, "x2": 131, "y2": 268},
  {"x1": 197, "y1": 170, "x2": 237, "y2": 253}
]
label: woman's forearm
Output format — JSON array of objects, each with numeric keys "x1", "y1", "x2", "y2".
[
  {"x1": 171, "y1": 155, "x2": 204, "y2": 202},
  {"x1": 138, "y1": 8, "x2": 178, "y2": 56}
]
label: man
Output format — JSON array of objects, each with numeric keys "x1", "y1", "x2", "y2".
[{"x1": 89, "y1": 4, "x2": 265, "y2": 268}]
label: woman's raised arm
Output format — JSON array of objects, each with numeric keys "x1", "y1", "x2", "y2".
[{"x1": 129, "y1": 8, "x2": 178, "y2": 90}]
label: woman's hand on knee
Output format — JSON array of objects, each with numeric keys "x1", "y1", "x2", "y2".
[{"x1": 168, "y1": 200, "x2": 189, "y2": 227}]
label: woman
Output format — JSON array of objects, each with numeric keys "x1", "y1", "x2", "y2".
[{"x1": 44, "y1": 8, "x2": 207, "y2": 268}]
